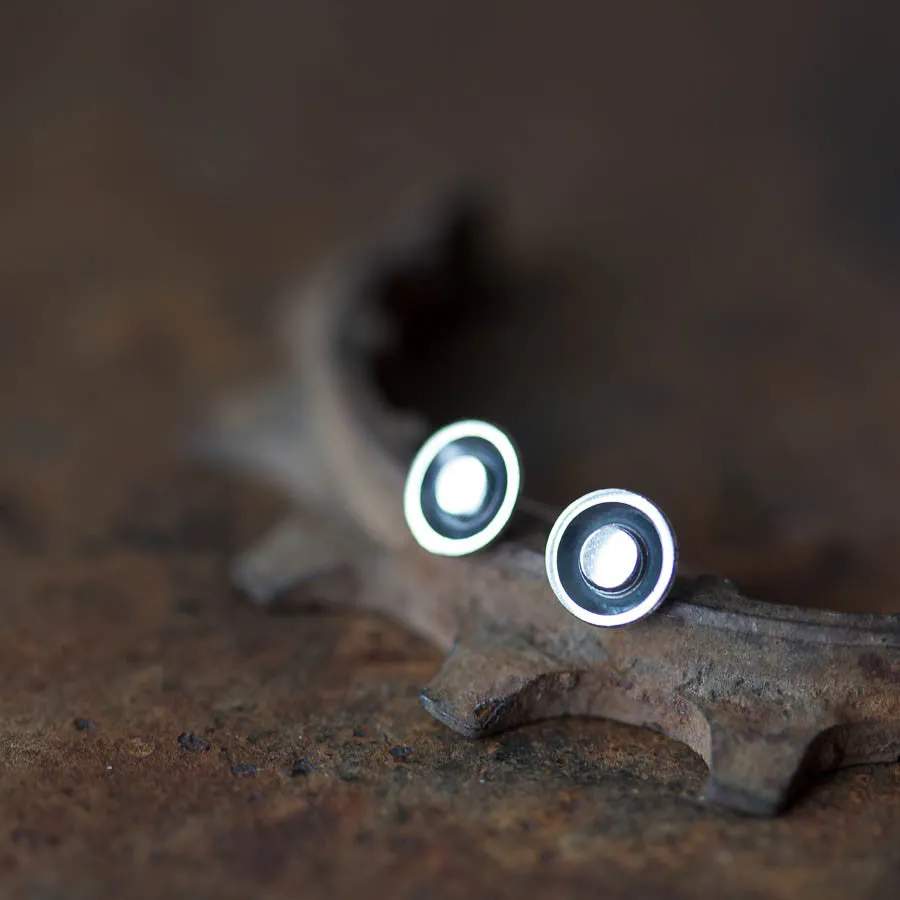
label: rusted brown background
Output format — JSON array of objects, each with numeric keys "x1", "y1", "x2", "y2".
[{"x1": 1, "y1": 2, "x2": 900, "y2": 897}]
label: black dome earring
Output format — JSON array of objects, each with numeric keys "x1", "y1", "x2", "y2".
[
  {"x1": 545, "y1": 488, "x2": 677, "y2": 626},
  {"x1": 403, "y1": 420, "x2": 522, "y2": 556}
]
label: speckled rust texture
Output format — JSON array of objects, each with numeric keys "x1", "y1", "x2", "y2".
[{"x1": 2, "y1": 3, "x2": 900, "y2": 898}]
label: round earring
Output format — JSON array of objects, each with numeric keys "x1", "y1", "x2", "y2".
[
  {"x1": 403, "y1": 420, "x2": 522, "y2": 556},
  {"x1": 545, "y1": 488, "x2": 677, "y2": 627}
]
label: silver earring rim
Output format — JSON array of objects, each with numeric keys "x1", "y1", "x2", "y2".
[
  {"x1": 404, "y1": 419, "x2": 522, "y2": 556},
  {"x1": 545, "y1": 488, "x2": 677, "y2": 627}
]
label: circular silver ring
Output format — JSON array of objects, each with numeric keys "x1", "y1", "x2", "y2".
[
  {"x1": 404, "y1": 420, "x2": 522, "y2": 556},
  {"x1": 545, "y1": 488, "x2": 677, "y2": 627}
]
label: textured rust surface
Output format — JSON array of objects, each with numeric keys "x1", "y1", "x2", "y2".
[
  {"x1": 208, "y1": 202, "x2": 900, "y2": 819},
  {"x1": 3, "y1": 3, "x2": 900, "y2": 898}
]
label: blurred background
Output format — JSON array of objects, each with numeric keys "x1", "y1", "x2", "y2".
[{"x1": 6, "y1": 2, "x2": 900, "y2": 612}]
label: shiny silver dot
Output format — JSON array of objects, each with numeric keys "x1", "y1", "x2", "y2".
[
  {"x1": 433, "y1": 454, "x2": 489, "y2": 518},
  {"x1": 579, "y1": 525, "x2": 642, "y2": 592}
]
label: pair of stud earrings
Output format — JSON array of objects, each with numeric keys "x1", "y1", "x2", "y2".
[{"x1": 403, "y1": 420, "x2": 677, "y2": 627}]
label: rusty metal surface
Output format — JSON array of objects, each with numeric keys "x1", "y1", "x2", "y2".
[
  {"x1": 3, "y1": 2, "x2": 900, "y2": 898},
  {"x1": 207, "y1": 202, "x2": 900, "y2": 818}
]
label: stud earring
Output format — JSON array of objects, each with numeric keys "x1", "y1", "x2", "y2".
[
  {"x1": 403, "y1": 420, "x2": 522, "y2": 556},
  {"x1": 545, "y1": 488, "x2": 677, "y2": 627}
]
